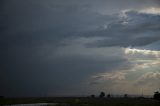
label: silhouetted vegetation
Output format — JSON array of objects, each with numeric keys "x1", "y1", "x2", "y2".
[
  {"x1": 0, "y1": 96, "x2": 4, "y2": 99},
  {"x1": 99, "y1": 92, "x2": 105, "y2": 98},
  {"x1": 1, "y1": 92, "x2": 160, "y2": 106},
  {"x1": 90, "y1": 94, "x2": 95, "y2": 98},
  {"x1": 154, "y1": 91, "x2": 160, "y2": 100},
  {"x1": 1, "y1": 97, "x2": 160, "y2": 106},
  {"x1": 107, "y1": 94, "x2": 111, "y2": 98},
  {"x1": 124, "y1": 94, "x2": 128, "y2": 98}
]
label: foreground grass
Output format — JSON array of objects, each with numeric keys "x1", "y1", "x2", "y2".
[{"x1": 0, "y1": 97, "x2": 160, "y2": 106}]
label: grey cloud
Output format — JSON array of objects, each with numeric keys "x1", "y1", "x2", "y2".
[
  {"x1": 1, "y1": 0, "x2": 113, "y2": 48},
  {"x1": 85, "y1": 11, "x2": 160, "y2": 47},
  {"x1": 2, "y1": 0, "x2": 160, "y2": 48},
  {"x1": 1, "y1": 0, "x2": 160, "y2": 97},
  {"x1": 1, "y1": 46, "x2": 128, "y2": 97}
]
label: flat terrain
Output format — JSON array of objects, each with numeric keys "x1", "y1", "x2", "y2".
[{"x1": 1, "y1": 97, "x2": 160, "y2": 106}]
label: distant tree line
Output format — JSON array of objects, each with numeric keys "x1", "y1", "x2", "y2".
[
  {"x1": 90, "y1": 92, "x2": 129, "y2": 98},
  {"x1": 90, "y1": 91, "x2": 160, "y2": 100}
]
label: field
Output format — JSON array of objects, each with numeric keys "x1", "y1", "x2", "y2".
[{"x1": 0, "y1": 97, "x2": 160, "y2": 106}]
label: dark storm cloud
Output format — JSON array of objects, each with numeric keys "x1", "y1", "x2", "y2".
[
  {"x1": 2, "y1": 0, "x2": 160, "y2": 48},
  {"x1": 86, "y1": 11, "x2": 160, "y2": 47},
  {"x1": 1, "y1": 0, "x2": 160, "y2": 97},
  {"x1": 1, "y1": 46, "x2": 127, "y2": 96},
  {"x1": 1, "y1": 0, "x2": 111, "y2": 48}
]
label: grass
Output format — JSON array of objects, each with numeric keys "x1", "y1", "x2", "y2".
[{"x1": 0, "y1": 97, "x2": 160, "y2": 106}]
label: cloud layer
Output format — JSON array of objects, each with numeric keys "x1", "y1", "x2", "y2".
[{"x1": 1, "y1": 0, "x2": 160, "y2": 97}]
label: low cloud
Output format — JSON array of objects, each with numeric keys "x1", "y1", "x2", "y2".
[
  {"x1": 140, "y1": 7, "x2": 160, "y2": 15},
  {"x1": 137, "y1": 72, "x2": 160, "y2": 82},
  {"x1": 89, "y1": 47, "x2": 160, "y2": 95},
  {"x1": 90, "y1": 71, "x2": 127, "y2": 85},
  {"x1": 124, "y1": 48, "x2": 160, "y2": 58}
]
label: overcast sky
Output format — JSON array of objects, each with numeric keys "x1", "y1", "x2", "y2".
[{"x1": 1, "y1": 0, "x2": 160, "y2": 97}]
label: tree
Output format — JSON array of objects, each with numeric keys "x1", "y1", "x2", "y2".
[
  {"x1": 91, "y1": 94, "x2": 95, "y2": 98},
  {"x1": 107, "y1": 94, "x2": 111, "y2": 98},
  {"x1": 124, "y1": 94, "x2": 128, "y2": 98},
  {"x1": 99, "y1": 92, "x2": 105, "y2": 98},
  {"x1": 154, "y1": 91, "x2": 160, "y2": 100},
  {"x1": 0, "y1": 96, "x2": 4, "y2": 100}
]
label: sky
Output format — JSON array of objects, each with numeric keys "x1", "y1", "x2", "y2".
[{"x1": 1, "y1": 0, "x2": 160, "y2": 97}]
